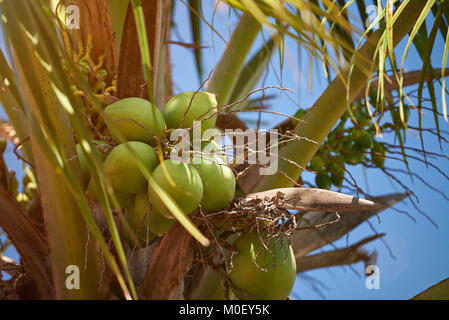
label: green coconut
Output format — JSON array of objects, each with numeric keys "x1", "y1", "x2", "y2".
[
  {"x1": 346, "y1": 143, "x2": 365, "y2": 165},
  {"x1": 330, "y1": 172, "x2": 344, "y2": 187},
  {"x1": 229, "y1": 232, "x2": 296, "y2": 300},
  {"x1": 104, "y1": 141, "x2": 158, "y2": 194},
  {"x1": 189, "y1": 268, "x2": 228, "y2": 300},
  {"x1": 355, "y1": 131, "x2": 374, "y2": 149},
  {"x1": 196, "y1": 154, "x2": 235, "y2": 212},
  {"x1": 76, "y1": 140, "x2": 107, "y2": 187},
  {"x1": 309, "y1": 155, "x2": 325, "y2": 171},
  {"x1": 200, "y1": 140, "x2": 227, "y2": 162},
  {"x1": 370, "y1": 142, "x2": 387, "y2": 167},
  {"x1": 125, "y1": 206, "x2": 157, "y2": 246},
  {"x1": 353, "y1": 109, "x2": 371, "y2": 127},
  {"x1": 133, "y1": 189, "x2": 175, "y2": 236},
  {"x1": 85, "y1": 178, "x2": 134, "y2": 209},
  {"x1": 315, "y1": 171, "x2": 332, "y2": 189},
  {"x1": 328, "y1": 162, "x2": 345, "y2": 187},
  {"x1": 149, "y1": 209, "x2": 176, "y2": 236},
  {"x1": 104, "y1": 97, "x2": 166, "y2": 146},
  {"x1": 148, "y1": 159, "x2": 203, "y2": 218},
  {"x1": 163, "y1": 91, "x2": 217, "y2": 132}
]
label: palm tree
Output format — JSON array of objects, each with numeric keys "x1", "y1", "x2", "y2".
[{"x1": 0, "y1": 0, "x2": 447, "y2": 299}]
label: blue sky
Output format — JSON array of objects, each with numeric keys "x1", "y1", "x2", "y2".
[{"x1": 1, "y1": 1, "x2": 448, "y2": 299}]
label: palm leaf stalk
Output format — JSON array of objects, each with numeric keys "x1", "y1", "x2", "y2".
[{"x1": 248, "y1": 0, "x2": 429, "y2": 192}]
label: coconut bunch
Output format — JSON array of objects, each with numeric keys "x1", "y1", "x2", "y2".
[
  {"x1": 76, "y1": 91, "x2": 297, "y2": 300},
  {"x1": 78, "y1": 92, "x2": 235, "y2": 241}
]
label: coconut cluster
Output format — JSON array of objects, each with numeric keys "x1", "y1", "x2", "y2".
[
  {"x1": 78, "y1": 92, "x2": 236, "y2": 242},
  {"x1": 78, "y1": 92, "x2": 296, "y2": 300}
]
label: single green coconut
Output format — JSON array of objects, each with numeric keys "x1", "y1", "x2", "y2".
[
  {"x1": 201, "y1": 139, "x2": 224, "y2": 154},
  {"x1": 133, "y1": 189, "x2": 151, "y2": 234},
  {"x1": 346, "y1": 143, "x2": 365, "y2": 165},
  {"x1": 341, "y1": 138, "x2": 353, "y2": 150},
  {"x1": 196, "y1": 154, "x2": 235, "y2": 212},
  {"x1": 330, "y1": 172, "x2": 344, "y2": 187},
  {"x1": 189, "y1": 268, "x2": 228, "y2": 300},
  {"x1": 133, "y1": 189, "x2": 175, "y2": 236},
  {"x1": 76, "y1": 140, "x2": 107, "y2": 187},
  {"x1": 229, "y1": 232, "x2": 296, "y2": 300},
  {"x1": 104, "y1": 141, "x2": 158, "y2": 194},
  {"x1": 148, "y1": 209, "x2": 176, "y2": 236},
  {"x1": 85, "y1": 178, "x2": 134, "y2": 209},
  {"x1": 309, "y1": 155, "x2": 325, "y2": 171},
  {"x1": 163, "y1": 91, "x2": 217, "y2": 132},
  {"x1": 328, "y1": 162, "x2": 345, "y2": 187},
  {"x1": 125, "y1": 206, "x2": 157, "y2": 246},
  {"x1": 353, "y1": 109, "x2": 370, "y2": 127},
  {"x1": 148, "y1": 159, "x2": 203, "y2": 218},
  {"x1": 370, "y1": 142, "x2": 387, "y2": 167},
  {"x1": 104, "y1": 97, "x2": 166, "y2": 146},
  {"x1": 315, "y1": 171, "x2": 332, "y2": 189},
  {"x1": 355, "y1": 131, "x2": 374, "y2": 149},
  {"x1": 200, "y1": 139, "x2": 228, "y2": 162}
]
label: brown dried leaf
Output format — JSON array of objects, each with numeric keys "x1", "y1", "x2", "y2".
[
  {"x1": 116, "y1": 0, "x2": 157, "y2": 100},
  {"x1": 0, "y1": 185, "x2": 54, "y2": 299},
  {"x1": 296, "y1": 234, "x2": 384, "y2": 273},
  {"x1": 72, "y1": 0, "x2": 118, "y2": 84},
  {"x1": 140, "y1": 223, "x2": 193, "y2": 299}
]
